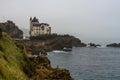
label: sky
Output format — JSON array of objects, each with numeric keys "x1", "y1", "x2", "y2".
[{"x1": 0, "y1": 0, "x2": 120, "y2": 45}]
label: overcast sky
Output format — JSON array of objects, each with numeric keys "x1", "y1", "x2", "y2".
[{"x1": 0, "y1": 0, "x2": 120, "y2": 45}]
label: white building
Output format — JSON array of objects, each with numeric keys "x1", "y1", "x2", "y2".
[{"x1": 29, "y1": 17, "x2": 51, "y2": 36}]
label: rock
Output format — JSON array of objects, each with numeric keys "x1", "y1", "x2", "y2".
[
  {"x1": 15, "y1": 34, "x2": 86, "y2": 54},
  {"x1": 41, "y1": 35, "x2": 86, "y2": 51},
  {"x1": 88, "y1": 43, "x2": 101, "y2": 47},
  {"x1": 40, "y1": 49, "x2": 47, "y2": 56},
  {"x1": 106, "y1": 43, "x2": 120, "y2": 47},
  {"x1": 0, "y1": 20, "x2": 23, "y2": 39},
  {"x1": 49, "y1": 68, "x2": 73, "y2": 80},
  {"x1": 29, "y1": 56, "x2": 73, "y2": 80}
]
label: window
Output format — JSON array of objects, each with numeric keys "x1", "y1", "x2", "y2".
[
  {"x1": 41, "y1": 26, "x2": 44, "y2": 30},
  {"x1": 47, "y1": 29, "x2": 49, "y2": 32}
]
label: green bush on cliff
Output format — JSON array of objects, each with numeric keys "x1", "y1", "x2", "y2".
[{"x1": 0, "y1": 33, "x2": 31, "y2": 80}]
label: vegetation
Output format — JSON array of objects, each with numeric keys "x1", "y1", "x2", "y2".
[{"x1": 0, "y1": 32, "x2": 31, "y2": 80}]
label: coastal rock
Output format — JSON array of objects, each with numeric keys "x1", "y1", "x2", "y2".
[
  {"x1": 88, "y1": 43, "x2": 101, "y2": 47},
  {"x1": 45, "y1": 36, "x2": 86, "y2": 51},
  {"x1": 0, "y1": 20, "x2": 23, "y2": 39},
  {"x1": 29, "y1": 56, "x2": 73, "y2": 80},
  {"x1": 16, "y1": 35, "x2": 86, "y2": 53},
  {"x1": 72, "y1": 37, "x2": 86, "y2": 47},
  {"x1": 106, "y1": 43, "x2": 120, "y2": 47}
]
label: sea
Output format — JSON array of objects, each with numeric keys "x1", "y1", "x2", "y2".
[{"x1": 47, "y1": 47, "x2": 120, "y2": 80}]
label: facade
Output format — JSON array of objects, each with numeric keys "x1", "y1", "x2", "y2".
[{"x1": 29, "y1": 17, "x2": 51, "y2": 36}]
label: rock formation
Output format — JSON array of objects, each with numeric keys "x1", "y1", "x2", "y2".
[
  {"x1": 16, "y1": 35, "x2": 86, "y2": 54},
  {"x1": 29, "y1": 56, "x2": 73, "y2": 80},
  {"x1": 44, "y1": 35, "x2": 86, "y2": 51},
  {"x1": 107, "y1": 43, "x2": 120, "y2": 47},
  {"x1": 0, "y1": 30, "x2": 74, "y2": 80},
  {"x1": 88, "y1": 43, "x2": 101, "y2": 47},
  {"x1": 0, "y1": 20, "x2": 23, "y2": 39}
]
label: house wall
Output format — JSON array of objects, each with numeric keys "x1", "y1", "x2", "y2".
[{"x1": 30, "y1": 21, "x2": 51, "y2": 36}]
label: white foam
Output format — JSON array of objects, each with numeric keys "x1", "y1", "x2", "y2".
[{"x1": 52, "y1": 50, "x2": 65, "y2": 53}]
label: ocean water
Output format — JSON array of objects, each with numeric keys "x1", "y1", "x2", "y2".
[{"x1": 47, "y1": 47, "x2": 120, "y2": 80}]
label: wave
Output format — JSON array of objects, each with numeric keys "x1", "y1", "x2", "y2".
[
  {"x1": 48, "y1": 50, "x2": 70, "y2": 54},
  {"x1": 97, "y1": 46, "x2": 106, "y2": 48},
  {"x1": 52, "y1": 50, "x2": 66, "y2": 53}
]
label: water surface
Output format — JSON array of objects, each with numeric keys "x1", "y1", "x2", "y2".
[{"x1": 48, "y1": 47, "x2": 120, "y2": 80}]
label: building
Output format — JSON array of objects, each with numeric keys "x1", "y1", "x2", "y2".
[{"x1": 29, "y1": 17, "x2": 51, "y2": 36}]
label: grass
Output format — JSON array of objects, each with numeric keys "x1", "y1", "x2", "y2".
[{"x1": 0, "y1": 33, "x2": 29, "y2": 80}]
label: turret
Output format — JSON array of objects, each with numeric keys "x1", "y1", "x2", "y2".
[{"x1": 32, "y1": 17, "x2": 39, "y2": 23}]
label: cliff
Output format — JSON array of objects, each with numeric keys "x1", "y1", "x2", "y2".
[
  {"x1": 44, "y1": 35, "x2": 86, "y2": 51},
  {"x1": 0, "y1": 30, "x2": 73, "y2": 80},
  {"x1": 0, "y1": 20, "x2": 23, "y2": 39},
  {"x1": 30, "y1": 56, "x2": 73, "y2": 80}
]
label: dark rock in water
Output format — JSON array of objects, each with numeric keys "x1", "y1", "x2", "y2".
[
  {"x1": 0, "y1": 20, "x2": 23, "y2": 39},
  {"x1": 107, "y1": 43, "x2": 120, "y2": 47},
  {"x1": 88, "y1": 43, "x2": 101, "y2": 47}
]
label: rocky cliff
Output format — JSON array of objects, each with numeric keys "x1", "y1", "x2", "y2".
[
  {"x1": 44, "y1": 35, "x2": 86, "y2": 51},
  {"x1": 29, "y1": 56, "x2": 73, "y2": 80},
  {"x1": 0, "y1": 30, "x2": 73, "y2": 80},
  {"x1": 16, "y1": 35, "x2": 86, "y2": 54},
  {"x1": 0, "y1": 20, "x2": 23, "y2": 39}
]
